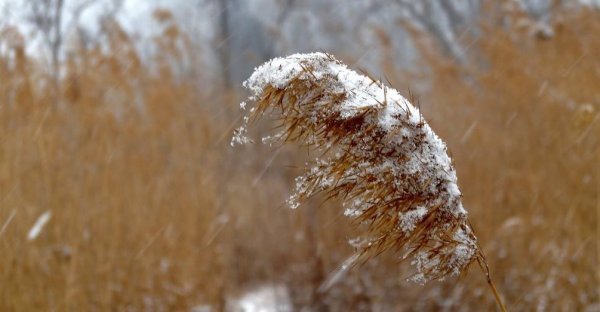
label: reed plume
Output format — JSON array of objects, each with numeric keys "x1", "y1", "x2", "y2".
[{"x1": 233, "y1": 52, "x2": 505, "y2": 310}]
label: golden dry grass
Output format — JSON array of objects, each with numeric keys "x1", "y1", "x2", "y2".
[
  {"x1": 387, "y1": 8, "x2": 599, "y2": 311},
  {"x1": 0, "y1": 7, "x2": 597, "y2": 312}
]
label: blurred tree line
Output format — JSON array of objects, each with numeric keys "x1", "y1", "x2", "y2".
[{"x1": 2, "y1": 0, "x2": 594, "y2": 89}]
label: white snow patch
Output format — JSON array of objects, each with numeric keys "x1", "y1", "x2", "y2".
[
  {"x1": 243, "y1": 52, "x2": 422, "y2": 125},
  {"x1": 399, "y1": 206, "x2": 428, "y2": 234},
  {"x1": 227, "y1": 284, "x2": 292, "y2": 312}
]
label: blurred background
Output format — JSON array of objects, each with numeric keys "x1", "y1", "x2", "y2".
[{"x1": 0, "y1": 0, "x2": 598, "y2": 311}]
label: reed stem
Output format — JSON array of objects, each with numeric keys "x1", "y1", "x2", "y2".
[{"x1": 477, "y1": 253, "x2": 507, "y2": 312}]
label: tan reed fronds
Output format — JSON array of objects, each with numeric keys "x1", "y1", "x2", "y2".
[{"x1": 233, "y1": 52, "x2": 506, "y2": 311}]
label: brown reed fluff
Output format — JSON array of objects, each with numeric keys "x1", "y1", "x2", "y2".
[{"x1": 233, "y1": 52, "x2": 506, "y2": 310}]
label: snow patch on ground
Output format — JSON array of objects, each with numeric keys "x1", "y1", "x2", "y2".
[{"x1": 227, "y1": 284, "x2": 292, "y2": 312}]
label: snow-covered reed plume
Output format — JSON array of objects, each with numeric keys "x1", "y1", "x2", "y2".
[{"x1": 233, "y1": 53, "x2": 505, "y2": 310}]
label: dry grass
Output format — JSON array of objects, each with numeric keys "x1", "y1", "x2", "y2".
[
  {"x1": 0, "y1": 7, "x2": 597, "y2": 312},
  {"x1": 387, "y1": 7, "x2": 599, "y2": 311}
]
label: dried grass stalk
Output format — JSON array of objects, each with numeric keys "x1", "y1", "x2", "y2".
[{"x1": 233, "y1": 53, "x2": 505, "y2": 310}]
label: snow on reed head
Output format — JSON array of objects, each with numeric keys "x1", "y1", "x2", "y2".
[{"x1": 233, "y1": 52, "x2": 481, "y2": 284}]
